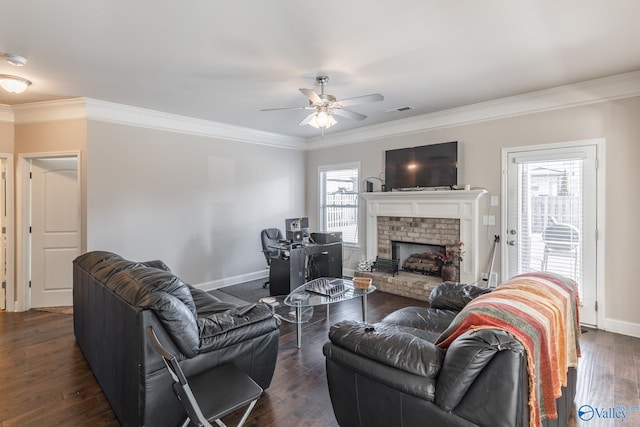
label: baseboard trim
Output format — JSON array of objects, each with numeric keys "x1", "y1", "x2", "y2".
[
  {"x1": 193, "y1": 269, "x2": 268, "y2": 292},
  {"x1": 602, "y1": 318, "x2": 640, "y2": 339},
  {"x1": 194, "y1": 268, "x2": 354, "y2": 291}
]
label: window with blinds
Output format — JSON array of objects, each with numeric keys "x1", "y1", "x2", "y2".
[
  {"x1": 319, "y1": 163, "x2": 359, "y2": 245},
  {"x1": 516, "y1": 157, "x2": 584, "y2": 287}
]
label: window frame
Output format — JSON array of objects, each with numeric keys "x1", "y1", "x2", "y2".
[{"x1": 318, "y1": 161, "x2": 361, "y2": 248}]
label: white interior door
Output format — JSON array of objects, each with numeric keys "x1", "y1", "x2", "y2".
[
  {"x1": 504, "y1": 144, "x2": 598, "y2": 326},
  {"x1": 29, "y1": 157, "x2": 80, "y2": 308}
]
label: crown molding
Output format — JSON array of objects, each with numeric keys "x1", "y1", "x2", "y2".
[
  {"x1": 306, "y1": 70, "x2": 640, "y2": 150},
  {"x1": 5, "y1": 70, "x2": 640, "y2": 149},
  {"x1": 11, "y1": 98, "x2": 88, "y2": 123},
  {"x1": 83, "y1": 98, "x2": 305, "y2": 149},
  {"x1": 10, "y1": 97, "x2": 305, "y2": 149},
  {"x1": 0, "y1": 104, "x2": 14, "y2": 123}
]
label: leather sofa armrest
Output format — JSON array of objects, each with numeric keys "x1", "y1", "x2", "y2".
[
  {"x1": 435, "y1": 329, "x2": 524, "y2": 411},
  {"x1": 328, "y1": 320, "x2": 444, "y2": 378},
  {"x1": 429, "y1": 281, "x2": 492, "y2": 310},
  {"x1": 197, "y1": 303, "x2": 280, "y2": 352}
]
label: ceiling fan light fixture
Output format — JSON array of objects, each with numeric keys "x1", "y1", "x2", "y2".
[
  {"x1": 262, "y1": 74, "x2": 382, "y2": 133},
  {"x1": 309, "y1": 110, "x2": 337, "y2": 129},
  {"x1": 0, "y1": 74, "x2": 32, "y2": 94}
]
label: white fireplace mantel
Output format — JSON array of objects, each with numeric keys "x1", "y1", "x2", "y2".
[{"x1": 361, "y1": 189, "x2": 489, "y2": 283}]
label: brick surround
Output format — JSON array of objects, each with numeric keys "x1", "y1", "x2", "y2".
[{"x1": 376, "y1": 216, "x2": 460, "y2": 258}]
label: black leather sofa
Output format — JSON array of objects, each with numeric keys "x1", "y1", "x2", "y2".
[
  {"x1": 323, "y1": 281, "x2": 577, "y2": 427},
  {"x1": 73, "y1": 251, "x2": 280, "y2": 427}
]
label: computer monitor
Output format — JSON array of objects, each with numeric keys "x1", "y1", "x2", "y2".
[{"x1": 285, "y1": 217, "x2": 309, "y2": 242}]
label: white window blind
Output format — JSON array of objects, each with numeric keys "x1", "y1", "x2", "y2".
[
  {"x1": 319, "y1": 164, "x2": 359, "y2": 245},
  {"x1": 517, "y1": 158, "x2": 584, "y2": 291}
]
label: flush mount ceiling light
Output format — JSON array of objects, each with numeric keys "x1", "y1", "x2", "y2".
[
  {"x1": 261, "y1": 75, "x2": 383, "y2": 134},
  {"x1": 1, "y1": 53, "x2": 32, "y2": 93},
  {"x1": 0, "y1": 74, "x2": 32, "y2": 94}
]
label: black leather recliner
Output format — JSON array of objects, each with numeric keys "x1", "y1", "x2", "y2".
[
  {"x1": 73, "y1": 251, "x2": 280, "y2": 427},
  {"x1": 323, "y1": 282, "x2": 577, "y2": 427}
]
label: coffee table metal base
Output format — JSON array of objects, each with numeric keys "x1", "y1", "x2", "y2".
[{"x1": 293, "y1": 294, "x2": 368, "y2": 348}]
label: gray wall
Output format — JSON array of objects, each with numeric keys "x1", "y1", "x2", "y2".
[
  {"x1": 86, "y1": 121, "x2": 306, "y2": 287},
  {"x1": 306, "y1": 96, "x2": 640, "y2": 329}
]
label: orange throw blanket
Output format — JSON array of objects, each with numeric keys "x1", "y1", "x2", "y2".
[{"x1": 436, "y1": 272, "x2": 581, "y2": 427}]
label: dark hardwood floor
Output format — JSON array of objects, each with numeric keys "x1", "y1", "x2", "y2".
[{"x1": 1, "y1": 292, "x2": 639, "y2": 426}]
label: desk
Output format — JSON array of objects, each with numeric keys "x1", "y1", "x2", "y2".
[{"x1": 268, "y1": 241, "x2": 342, "y2": 296}]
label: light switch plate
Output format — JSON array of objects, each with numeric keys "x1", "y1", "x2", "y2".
[{"x1": 491, "y1": 196, "x2": 499, "y2": 206}]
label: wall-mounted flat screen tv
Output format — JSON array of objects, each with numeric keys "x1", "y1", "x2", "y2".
[{"x1": 385, "y1": 141, "x2": 458, "y2": 190}]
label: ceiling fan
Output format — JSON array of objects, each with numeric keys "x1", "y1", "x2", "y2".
[{"x1": 261, "y1": 75, "x2": 383, "y2": 133}]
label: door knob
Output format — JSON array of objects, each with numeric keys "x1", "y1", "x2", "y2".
[{"x1": 508, "y1": 240, "x2": 517, "y2": 246}]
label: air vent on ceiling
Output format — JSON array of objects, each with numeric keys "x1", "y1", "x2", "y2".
[{"x1": 385, "y1": 106, "x2": 414, "y2": 113}]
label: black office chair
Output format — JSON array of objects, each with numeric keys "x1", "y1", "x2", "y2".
[
  {"x1": 146, "y1": 326, "x2": 262, "y2": 427},
  {"x1": 261, "y1": 228, "x2": 284, "y2": 289}
]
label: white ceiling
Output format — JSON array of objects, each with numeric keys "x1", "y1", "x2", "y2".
[{"x1": 2, "y1": 1, "x2": 640, "y2": 139}]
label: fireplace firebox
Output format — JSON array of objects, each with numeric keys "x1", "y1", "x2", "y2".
[{"x1": 392, "y1": 241, "x2": 445, "y2": 275}]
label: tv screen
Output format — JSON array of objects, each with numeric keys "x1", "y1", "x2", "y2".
[{"x1": 385, "y1": 141, "x2": 458, "y2": 190}]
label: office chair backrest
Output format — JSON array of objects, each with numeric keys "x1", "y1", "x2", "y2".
[
  {"x1": 261, "y1": 228, "x2": 284, "y2": 264},
  {"x1": 146, "y1": 326, "x2": 213, "y2": 427}
]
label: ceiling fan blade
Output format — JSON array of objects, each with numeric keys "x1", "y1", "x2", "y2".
[
  {"x1": 299, "y1": 88, "x2": 323, "y2": 104},
  {"x1": 333, "y1": 108, "x2": 367, "y2": 121},
  {"x1": 261, "y1": 106, "x2": 314, "y2": 112},
  {"x1": 337, "y1": 93, "x2": 384, "y2": 107},
  {"x1": 298, "y1": 112, "x2": 316, "y2": 126}
]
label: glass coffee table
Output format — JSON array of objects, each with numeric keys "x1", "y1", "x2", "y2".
[
  {"x1": 284, "y1": 277, "x2": 376, "y2": 348},
  {"x1": 259, "y1": 295, "x2": 314, "y2": 325}
]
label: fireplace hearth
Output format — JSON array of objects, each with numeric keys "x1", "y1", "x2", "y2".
[{"x1": 354, "y1": 270, "x2": 444, "y2": 301}]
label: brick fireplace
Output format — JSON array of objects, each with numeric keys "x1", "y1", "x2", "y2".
[
  {"x1": 358, "y1": 190, "x2": 489, "y2": 300},
  {"x1": 377, "y1": 216, "x2": 460, "y2": 259}
]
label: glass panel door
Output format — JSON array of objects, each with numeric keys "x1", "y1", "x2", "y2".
[{"x1": 505, "y1": 145, "x2": 598, "y2": 325}]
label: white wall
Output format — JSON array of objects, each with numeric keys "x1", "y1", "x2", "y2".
[{"x1": 86, "y1": 121, "x2": 306, "y2": 287}]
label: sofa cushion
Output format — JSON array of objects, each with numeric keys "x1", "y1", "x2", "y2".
[
  {"x1": 198, "y1": 303, "x2": 280, "y2": 352},
  {"x1": 122, "y1": 268, "x2": 198, "y2": 318},
  {"x1": 90, "y1": 259, "x2": 151, "y2": 284},
  {"x1": 190, "y1": 287, "x2": 238, "y2": 316},
  {"x1": 328, "y1": 320, "x2": 444, "y2": 378},
  {"x1": 74, "y1": 250, "x2": 123, "y2": 271},
  {"x1": 428, "y1": 281, "x2": 492, "y2": 311},
  {"x1": 105, "y1": 267, "x2": 200, "y2": 356},
  {"x1": 141, "y1": 259, "x2": 171, "y2": 271},
  {"x1": 381, "y1": 306, "x2": 458, "y2": 336}
]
